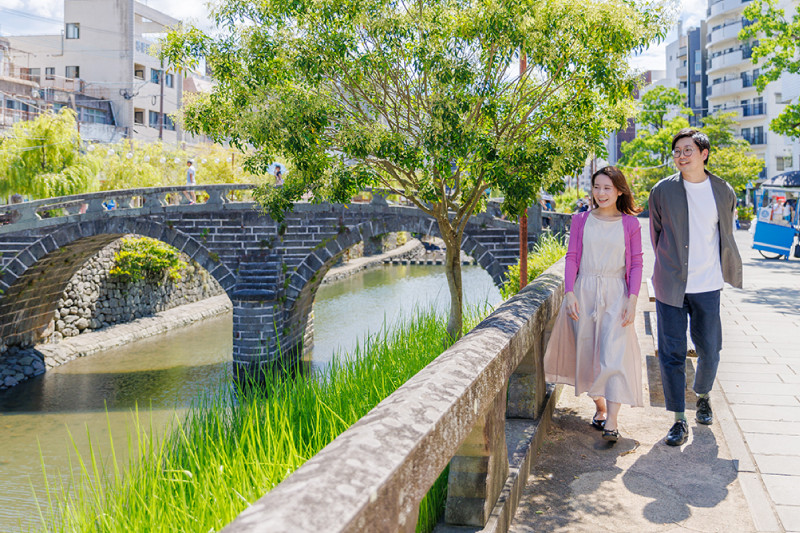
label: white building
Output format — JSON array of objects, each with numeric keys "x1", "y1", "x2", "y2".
[
  {"x1": 706, "y1": 0, "x2": 800, "y2": 179},
  {"x1": 6, "y1": 0, "x2": 185, "y2": 144}
]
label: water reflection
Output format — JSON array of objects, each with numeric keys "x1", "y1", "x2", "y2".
[{"x1": 0, "y1": 264, "x2": 500, "y2": 530}]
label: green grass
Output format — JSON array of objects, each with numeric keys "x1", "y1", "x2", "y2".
[
  {"x1": 500, "y1": 233, "x2": 567, "y2": 299},
  {"x1": 36, "y1": 306, "x2": 492, "y2": 533}
]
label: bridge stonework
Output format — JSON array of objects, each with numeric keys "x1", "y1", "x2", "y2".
[{"x1": 0, "y1": 186, "x2": 570, "y2": 371}]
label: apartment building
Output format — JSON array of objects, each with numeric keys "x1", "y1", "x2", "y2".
[
  {"x1": 666, "y1": 20, "x2": 708, "y2": 127},
  {"x1": 5, "y1": 0, "x2": 184, "y2": 144},
  {"x1": 706, "y1": 0, "x2": 800, "y2": 179}
]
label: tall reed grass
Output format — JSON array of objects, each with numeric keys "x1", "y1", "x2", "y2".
[
  {"x1": 500, "y1": 233, "x2": 567, "y2": 299},
  {"x1": 37, "y1": 306, "x2": 492, "y2": 533}
]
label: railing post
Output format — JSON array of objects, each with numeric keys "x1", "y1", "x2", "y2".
[
  {"x1": 507, "y1": 323, "x2": 547, "y2": 419},
  {"x1": 444, "y1": 384, "x2": 509, "y2": 526}
]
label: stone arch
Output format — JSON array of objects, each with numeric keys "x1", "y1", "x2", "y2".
[
  {"x1": 0, "y1": 218, "x2": 236, "y2": 347},
  {"x1": 279, "y1": 218, "x2": 508, "y2": 357}
]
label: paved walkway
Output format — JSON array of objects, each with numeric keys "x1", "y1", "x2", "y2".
[{"x1": 509, "y1": 220, "x2": 799, "y2": 532}]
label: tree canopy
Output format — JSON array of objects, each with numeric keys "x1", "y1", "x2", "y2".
[
  {"x1": 162, "y1": 0, "x2": 675, "y2": 337},
  {"x1": 741, "y1": 0, "x2": 800, "y2": 139},
  {"x1": 0, "y1": 108, "x2": 99, "y2": 199}
]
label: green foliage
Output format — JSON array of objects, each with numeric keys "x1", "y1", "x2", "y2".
[
  {"x1": 553, "y1": 187, "x2": 586, "y2": 213},
  {"x1": 109, "y1": 237, "x2": 187, "y2": 282},
  {"x1": 0, "y1": 108, "x2": 100, "y2": 198},
  {"x1": 618, "y1": 87, "x2": 691, "y2": 207},
  {"x1": 161, "y1": 0, "x2": 675, "y2": 337},
  {"x1": 738, "y1": 205, "x2": 754, "y2": 222},
  {"x1": 500, "y1": 233, "x2": 567, "y2": 299},
  {"x1": 742, "y1": 0, "x2": 800, "y2": 139},
  {"x1": 38, "y1": 306, "x2": 494, "y2": 532}
]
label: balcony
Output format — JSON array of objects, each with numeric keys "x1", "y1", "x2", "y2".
[
  {"x1": 709, "y1": 76, "x2": 754, "y2": 98},
  {"x1": 741, "y1": 102, "x2": 766, "y2": 117},
  {"x1": 708, "y1": 49, "x2": 745, "y2": 72},
  {"x1": 676, "y1": 65, "x2": 688, "y2": 78},
  {"x1": 678, "y1": 46, "x2": 688, "y2": 58},
  {"x1": 709, "y1": 0, "x2": 752, "y2": 20},
  {"x1": 740, "y1": 132, "x2": 765, "y2": 145},
  {"x1": 709, "y1": 20, "x2": 743, "y2": 44}
]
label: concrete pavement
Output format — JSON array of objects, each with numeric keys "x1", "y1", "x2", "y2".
[{"x1": 509, "y1": 220, "x2": 799, "y2": 532}]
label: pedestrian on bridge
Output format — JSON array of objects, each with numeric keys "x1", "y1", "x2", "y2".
[
  {"x1": 544, "y1": 166, "x2": 644, "y2": 444},
  {"x1": 649, "y1": 128, "x2": 742, "y2": 447},
  {"x1": 184, "y1": 160, "x2": 197, "y2": 204}
]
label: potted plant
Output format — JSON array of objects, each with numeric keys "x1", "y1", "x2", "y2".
[{"x1": 737, "y1": 205, "x2": 754, "y2": 230}]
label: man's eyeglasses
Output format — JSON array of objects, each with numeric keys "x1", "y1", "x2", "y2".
[{"x1": 672, "y1": 147, "x2": 695, "y2": 158}]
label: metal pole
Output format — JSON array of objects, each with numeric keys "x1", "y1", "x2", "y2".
[
  {"x1": 159, "y1": 60, "x2": 164, "y2": 140},
  {"x1": 519, "y1": 51, "x2": 528, "y2": 290}
]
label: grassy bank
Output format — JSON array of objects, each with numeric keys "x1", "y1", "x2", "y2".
[{"x1": 38, "y1": 306, "x2": 490, "y2": 532}]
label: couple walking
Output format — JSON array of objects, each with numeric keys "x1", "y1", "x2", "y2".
[{"x1": 544, "y1": 128, "x2": 743, "y2": 446}]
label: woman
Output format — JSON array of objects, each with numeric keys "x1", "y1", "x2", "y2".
[{"x1": 544, "y1": 166, "x2": 644, "y2": 443}]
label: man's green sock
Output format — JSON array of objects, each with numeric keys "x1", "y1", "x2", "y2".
[
  {"x1": 698, "y1": 393, "x2": 709, "y2": 399},
  {"x1": 674, "y1": 412, "x2": 687, "y2": 422}
]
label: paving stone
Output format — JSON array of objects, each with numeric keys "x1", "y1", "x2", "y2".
[
  {"x1": 739, "y1": 420, "x2": 800, "y2": 436},
  {"x1": 720, "y1": 382, "x2": 800, "y2": 396},
  {"x1": 762, "y1": 474, "x2": 800, "y2": 506},
  {"x1": 719, "y1": 355, "x2": 769, "y2": 365},
  {"x1": 775, "y1": 505, "x2": 800, "y2": 533},
  {"x1": 717, "y1": 372, "x2": 783, "y2": 383},
  {"x1": 754, "y1": 455, "x2": 800, "y2": 476},
  {"x1": 723, "y1": 393, "x2": 800, "y2": 406},
  {"x1": 743, "y1": 433, "x2": 800, "y2": 455},
  {"x1": 731, "y1": 404, "x2": 800, "y2": 422},
  {"x1": 717, "y1": 363, "x2": 791, "y2": 374}
]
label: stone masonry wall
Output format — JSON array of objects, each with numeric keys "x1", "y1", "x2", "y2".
[
  {"x1": 0, "y1": 236, "x2": 224, "y2": 390},
  {"x1": 42, "y1": 237, "x2": 224, "y2": 343}
]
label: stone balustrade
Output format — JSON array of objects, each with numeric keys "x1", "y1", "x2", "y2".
[{"x1": 222, "y1": 258, "x2": 565, "y2": 533}]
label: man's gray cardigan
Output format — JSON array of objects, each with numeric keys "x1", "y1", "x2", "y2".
[{"x1": 648, "y1": 171, "x2": 743, "y2": 308}]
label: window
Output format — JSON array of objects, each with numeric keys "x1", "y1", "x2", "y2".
[
  {"x1": 741, "y1": 99, "x2": 750, "y2": 116},
  {"x1": 20, "y1": 67, "x2": 40, "y2": 84},
  {"x1": 149, "y1": 110, "x2": 160, "y2": 128},
  {"x1": 164, "y1": 114, "x2": 175, "y2": 131},
  {"x1": 79, "y1": 107, "x2": 108, "y2": 124},
  {"x1": 694, "y1": 50, "x2": 701, "y2": 74},
  {"x1": 134, "y1": 109, "x2": 144, "y2": 125},
  {"x1": 65, "y1": 23, "x2": 80, "y2": 39},
  {"x1": 66, "y1": 66, "x2": 80, "y2": 79},
  {"x1": 151, "y1": 68, "x2": 162, "y2": 84},
  {"x1": 134, "y1": 63, "x2": 145, "y2": 80},
  {"x1": 741, "y1": 127, "x2": 751, "y2": 144},
  {"x1": 45, "y1": 67, "x2": 55, "y2": 80},
  {"x1": 753, "y1": 96, "x2": 765, "y2": 115},
  {"x1": 776, "y1": 156, "x2": 792, "y2": 172},
  {"x1": 165, "y1": 73, "x2": 174, "y2": 88},
  {"x1": 754, "y1": 126, "x2": 764, "y2": 145}
]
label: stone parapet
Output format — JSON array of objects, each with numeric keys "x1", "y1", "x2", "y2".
[{"x1": 222, "y1": 258, "x2": 566, "y2": 533}]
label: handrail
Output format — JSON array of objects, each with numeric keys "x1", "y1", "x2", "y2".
[{"x1": 222, "y1": 259, "x2": 565, "y2": 532}]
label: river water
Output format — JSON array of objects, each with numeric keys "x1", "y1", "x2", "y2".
[{"x1": 0, "y1": 264, "x2": 501, "y2": 531}]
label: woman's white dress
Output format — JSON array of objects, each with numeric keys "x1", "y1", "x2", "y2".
[{"x1": 544, "y1": 214, "x2": 643, "y2": 407}]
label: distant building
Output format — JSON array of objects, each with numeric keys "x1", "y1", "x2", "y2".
[
  {"x1": 1, "y1": 36, "x2": 115, "y2": 140},
  {"x1": 5, "y1": 0, "x2": 187, "y2": 144},
  {"x1": 706, "y1": 0, "x2": 799, "y2": 180}
]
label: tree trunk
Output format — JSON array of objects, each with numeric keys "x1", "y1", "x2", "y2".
[{"x1": 439, "y1": 221, "x2": 464, "y2": 341}]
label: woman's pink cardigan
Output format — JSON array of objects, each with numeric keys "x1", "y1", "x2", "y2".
[{"x1": 563, "y1": 211, "x2": 644, "y2": 296}]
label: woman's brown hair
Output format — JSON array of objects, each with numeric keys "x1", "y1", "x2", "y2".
[{"x1": 591, "y1": 166, "x2": 642, "y2": 215}]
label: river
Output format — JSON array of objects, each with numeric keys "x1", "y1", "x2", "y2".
[{"x1": 0, "y1": 264, "x2": 501, "y2": 531}]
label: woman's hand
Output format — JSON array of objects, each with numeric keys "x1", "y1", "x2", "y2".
[
  {"x1": 565, "y1": 292, "x2": 579, "y2": 321},
  {"x1": 621, "y1": 295, "x2": 638, "y2": 327}
]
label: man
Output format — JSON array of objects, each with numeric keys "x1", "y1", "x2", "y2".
[
  {"x1": 184, "y1": 160, "x2": 196, "y2": 204},
  {"x1": 649, "y1": 128, "x2": 743, "y2": 447}
]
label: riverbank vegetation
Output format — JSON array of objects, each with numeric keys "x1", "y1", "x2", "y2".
[
  {"x1": 37, "y1": 307, "x2": 481, "y2": 532},
  {"x1": 37, "y1": 243, "x2": 565, "y2": 532},
  {"x1": 500, "y1": 234, "x2": 568, "y2": 299}
]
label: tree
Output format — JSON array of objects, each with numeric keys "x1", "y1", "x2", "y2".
[
  {"x1": 619, "y1": 86, "x2": 691, "y2": 206},
  {"x1": 741, "y1": 0, "x2": 800, "y2": 139},
  {"x1": 702, "y1": 112, "x2": 764, "y2": 192},
  {"x1": 0, "y1": 108, "x2": 99, "y2": 199},
  {"x1": 162, "y1": 0, "x2": 674, "y2": 339}
]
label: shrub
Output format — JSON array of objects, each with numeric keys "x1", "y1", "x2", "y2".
[
  {"x1": 553, "y1": 187, "x2": 585, "y2": 213},
  {"x1": 737, "y1": 205, "x2": 754, "y2": 222},
  {"x1": 109, "y1": 237, "x2": 187, "y2": 282},
  {"x1": 500, "y1": 233, "x2": 567, "y2": 299}
]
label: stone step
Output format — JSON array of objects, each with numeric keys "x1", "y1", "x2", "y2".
[{"x1": 231, "y1": 288, "x2": 278, "y2": 300}]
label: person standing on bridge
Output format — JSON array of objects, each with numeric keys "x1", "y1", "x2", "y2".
[
  {"x1": 184, "y1": 160, "x2": 197, "y2": 204},
  {"x1": 649, "y1": 128, "x2": 742, "y2": 447},
  {"x1": 544, "y1": 166, "x2": 644, "y2": 444}
]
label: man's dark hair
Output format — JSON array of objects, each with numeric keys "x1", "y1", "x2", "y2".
[{"x1": 672, "y1": 128, "x2": 711, "y2": 165}]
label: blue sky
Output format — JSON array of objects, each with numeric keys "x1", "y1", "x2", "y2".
[{"x1": 1, "y1": 0, "x2": 708, "y2": 73}]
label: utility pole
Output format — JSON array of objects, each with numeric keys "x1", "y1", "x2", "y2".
[
  {"x1": 159, "y1": 60, "x2": 164, "y2": 140},
  {"x1": 519, "y1": 50, "x2": 528, "y2": 291}
]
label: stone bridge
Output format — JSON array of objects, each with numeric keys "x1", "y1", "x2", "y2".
[{"x1": 0, "y1": 185, "x2": 570, "y2": 370}]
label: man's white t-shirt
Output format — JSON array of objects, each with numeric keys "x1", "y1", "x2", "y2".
[{"x1": 684, "y1": 178, "x2": 724, "y2": 294}]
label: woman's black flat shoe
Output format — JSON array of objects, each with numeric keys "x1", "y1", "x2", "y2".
[
  {"x1": 591, "y1": 413, "x2": 605, "y2": 431},
  {"x1": 602, "y1": 428, "x2": 619, "y2": 442}
]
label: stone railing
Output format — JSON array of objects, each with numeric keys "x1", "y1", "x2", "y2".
[
  {"x1": 0, "y1": 184, "x2": 257, "y2": 232},
  {"x1": 222, "y1": 258, "x2": 566, "y2": 533}
]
